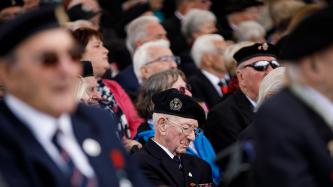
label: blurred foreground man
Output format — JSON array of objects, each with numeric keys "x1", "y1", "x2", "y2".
[
  {"x1": 133, "y1": 89, "x2": 213, "y2": 187},
  {"x1": 253, "y1": 4, "x2": 333, "y2": 187},
  {"x1": 0, "y1": 5, "x2": 151, "y2": 187}
]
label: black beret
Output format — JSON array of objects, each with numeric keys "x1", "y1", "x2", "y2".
[
  {"x1": 280, "y1": 4, "x2": 333, "y2": 61},
  {"x1": 81, "y1": 61, "x2": 94, "y2": 77},
  {"x1": 233, "y1": 42, "x2": 278, "y2": 66},
  {"x1": 152, "y1": 88, "x2": 206, "y2": 126},
  {"x1": 0, "y1": 5, "x2": 69, "y2": 57},
  {"x1": 224, "y1": 0, "x2": 263, "y2": 14},
  {"x1": 0, "y1": 0, "x2": 24, "y2": 11},
  {"x1": 67, "y1": 3, "x2": 100, "y2": 21}
]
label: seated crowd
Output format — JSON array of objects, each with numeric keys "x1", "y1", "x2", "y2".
[{"x1": 0, "y1": 0, "x2": 333, "y2": 187}]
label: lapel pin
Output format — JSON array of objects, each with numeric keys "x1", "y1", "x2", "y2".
[
  {"x1": 188, "y1": 172, "x2": 193, "y2": 177},
  {"x1": 83, "y1": 138, "x2": 101, "y2": 157}
]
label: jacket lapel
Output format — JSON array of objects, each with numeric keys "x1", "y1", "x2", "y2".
[
  {"x1": 1, "y1": 102, "x2": 69, "y2": 186},
  {"x1": 144, "y1": 141, "x2": 185, "y2": 187}
]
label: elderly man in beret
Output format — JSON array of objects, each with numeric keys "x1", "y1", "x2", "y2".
[
  {"x1": 205, "y1": 42, "x2": 279, "y2": 153},
  {"x1": 0, "y1": 5, "x2": 151, "y2": 187},
  {"x1": 253, "y1": 4, "x2": 333, "y2": 187},
  {"x1": 132, "y1": 88, "x2": 213, "y2": 187}
]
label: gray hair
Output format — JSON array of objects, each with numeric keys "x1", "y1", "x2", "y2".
[
  {"x1": 181, "y1": 9, "x2": 216, "y2": 41},
  {"x1": 136, "y1": 69, "x2": 186, "y2": 119},
  {"x1": 126, "y1": 16, "x2": 160, "y2": 54},
  {"x1": 256, "y1": 67, "x2": 287, "y2": 109},
  {"x1": 223, "y1": 41, "x2": 254, "y2": 75},
  {"x1": 191, "y1": 34, "x2": 224, "y2": 68},
  {"x1": 234, "y1": 21, "x2": 266, "y2": 42},
  {"x1": 133, "y1": 40, "x2": 170, "y2": 84}
]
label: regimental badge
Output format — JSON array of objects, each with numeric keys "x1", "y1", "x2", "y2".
[
  {"x1": 170, "y1": 98, "x2": 182, "y2": 111},
  {"x1": 327, "y1": 140, "x2": 333, "y2": 158},
  {"x1": 258, "y1": 43, "x2": 269, "y2": 51}
]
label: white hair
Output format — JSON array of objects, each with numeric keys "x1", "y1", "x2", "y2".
[
  {"x1": 223, "y1": 41, "x2": 254, "y2": 74},
  {"x1": 234, "y1": 21, "x2": 266, "y2": 42},
  {"x1": 126, "y1": 16, "x2": 160, "y2": 55},
  {"x1": 256, "y1": 67, "x2": 287, "y2": 108},
  {"x1": 74, "y1": 77, "x2": 88, "y2": 101},
  {"x1": 181, "y1": 9, "x2": 216, "y2": 41},
  {"x1": 191, "y1": 34, "x2": 224, "y2": 68},
  {"x1": 133, "y1": 40, "x2": 170, "y2": 84}
]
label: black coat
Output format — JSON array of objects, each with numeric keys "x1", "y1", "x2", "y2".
[
  {"x1": 188, "y1": 72, "x2": 222, "y2": 109},
  {"x1": 0, "y1": 101, "x2": 151, "y2": 187},
  {"x1": 132, "y1": 141, "x2": 213, "y2": 187},
  {"x1": 253, "y1": 88, "x2": 333, "y2": 187},
  {"x1": 162, "y1": 15, "x2": 188, "y2": 56},
  {"x1": 205, "y1": 89, "x2": 254, "y2": 153}
]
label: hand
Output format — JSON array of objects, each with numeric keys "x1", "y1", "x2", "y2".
[{"x1": 122, "y1": 137, "x2": 142, "y2": 152}]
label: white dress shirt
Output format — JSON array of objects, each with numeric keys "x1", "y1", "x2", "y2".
[{"x1": 5, "y1": 94, "x2": 95, "y2": 177}]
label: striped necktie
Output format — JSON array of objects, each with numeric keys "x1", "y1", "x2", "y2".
[{"x1": 52, "y1": 129, "x2": 97, "y2": 187}]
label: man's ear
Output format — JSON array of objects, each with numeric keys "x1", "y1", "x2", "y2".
[
  {"x1": 140, "y1": 66, "x2": 149, "y2": 80},
  {"x1": 201, "y1": 53, "x2": 212, "y2": 68},
  {"x1": 157, "y1": 117, "x2": 167, "y2": 135}
]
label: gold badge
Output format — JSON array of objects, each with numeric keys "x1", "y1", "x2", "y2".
[
  {"x1": 170, "y1": 98, "x2": 182, "y2": 111},
  {"x1": 258, "y1": 43, "x2": 269, "y2": 51},
  {"x1": 189, "y1": 182, "x2": 196, "y2": 187}
]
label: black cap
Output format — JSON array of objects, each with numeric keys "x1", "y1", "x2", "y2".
[
  {"x1": 0, "y1": 5, "x2": 69, "y2": 57},
  {"x1": 233, "y1": 42, "x2": 278, "y2": 66},
  {"x1": 0, "y1": 0, "x2": 24, "y2": 11},
  {"x1": 67, "y1": 3, "x2": 100, "y2": 21},
  {"x1": 81, "y1": 61, "x2": 94, "y2": 77},
  {"x1": 152, "y1": 88, "x2": 206, "y2": 125},
  {"x1": 280, "y1": 4, "x2": 333, "y2": 61},
  {"x1": 224, "y1": 0, "x2": 263, "y2": 14}
]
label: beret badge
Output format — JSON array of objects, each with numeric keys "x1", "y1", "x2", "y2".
[
  {"x1": 258, "y1": 43, "x2": 269, "y2": 51},
  {"x1": 170, "y1": 98, "x2": 182, "y2": 111}
]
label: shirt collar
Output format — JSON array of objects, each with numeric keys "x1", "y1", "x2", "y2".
[
  {"x1": 246, "y1": 95, "x2": 257, "y2": 108},
  {"x1": 4, "y1": 94, "x2": 71, "y2": 143},
  {"x1": 175, "y1": 11, "x2": 184, "y2": 21},
  {"x1": 202, "y1": 70, "x2": 229, "y2": 95},
  {"x1": 152, "y1": 139, "x2": 175, "y2": 159}
]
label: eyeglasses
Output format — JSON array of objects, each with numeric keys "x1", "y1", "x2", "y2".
[
  {"x1": 177, "y1": 84, "x2": 192, "y2": 95},
  {"x1": 242, "y1": 60, "x2": 280, "y2": 72},
  {"x1": 166, "y1": 118, "x2": 201, "y2": 137},
  {"x1": 12, "y1": 46, "x2": 83, "y2": 67},
  {"x1": 145, "y1": 55, "x2": 181, "y2": 66}
]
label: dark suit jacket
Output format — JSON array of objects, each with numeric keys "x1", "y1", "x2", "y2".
[
  {"x1": 205, "y1": 89, "x2": 254, "y2": 153},
  {"x1": 0, "y1": 101, "x2": 151, "y2": 187},
  {"x1": 253, "y1": 88, "x2": 333, "y2": 187},
  {"x1": 188, "y1": 72, "x2": 222, "y2": 109},
  {"x1": 132, "y1": 141, "x2": 213, "y2": 187},
  {"x1": 162, "y1": 15, "x2": 188, "y2": 56},
  {"x1": 113, "y1": 64, "x2": 140, "y2": 99}
]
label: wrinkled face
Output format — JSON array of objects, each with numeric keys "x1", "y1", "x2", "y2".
[
  {"x1": 171, "y1": 76, "x2": 192, "y2": 96},
  {"x1": 137, "y1": 22, "x2": 168, "y2": 48},
  {"x1": 82, "y1": 76, "x2": 101, "y2": 105},
  {"x1": 193, "y1": 21, "x2": 217, "y2": 40},
  {"x1": 82, "y1": 37, "x2": 109, "y2": 78},
  {"x1": 309, "y1": 46, "x2": 333, "y2": 100},
  {"x1": 141, "y1": 46, "x2": 177, "y2": 80},
  {"x1": 0, "y1": 29, "x2": 81, "y2": 117},
  {"x1": 210, "y1": 39, "x2": 228, "y2": 73},
  {"x1": 236, "y1": 56, "x2": 276, "y2": 100},
  {"x1": 164, "y1": 116, "x2": 198, "y2": 155}
]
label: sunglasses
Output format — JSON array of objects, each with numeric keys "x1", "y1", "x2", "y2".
[
  {"x1": 17, "y1": 46, "x2": 83, "y2": 67},
  {"x1": 177, "y1": 84, "x2": 192, "y2": 95},
  {"x1": 242, "y1": 60, "x2": 280, "y2": 72},
  {"x1": 145, "y1": 55, "x2": 181, "y2": 66}
]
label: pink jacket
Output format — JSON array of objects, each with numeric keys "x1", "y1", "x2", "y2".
[{"x1": 103, "y1": 79, "x2": 144, "y2": 138}]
